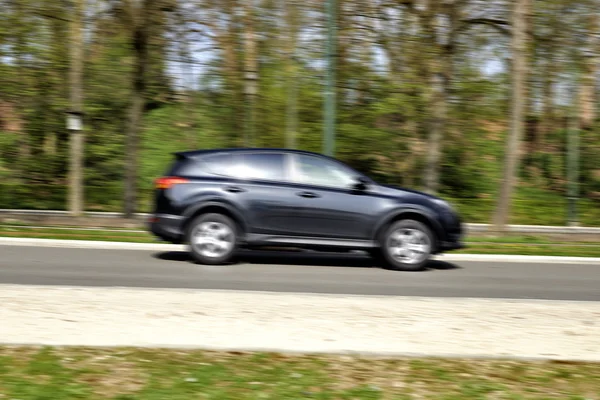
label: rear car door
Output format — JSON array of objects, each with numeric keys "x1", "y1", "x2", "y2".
[{"x1": 221, "y1": 151, "x2": 307, "y2": 236}]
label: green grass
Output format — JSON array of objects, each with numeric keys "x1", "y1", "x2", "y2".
[
  {"x1": 466, "y1": 234, "x2": 600, "y2": 244},
  {"x1": 2, "y1": 225, "x2": 600, "y2": 257},
  {"x1": 0, "y1": 347, "x2": 599, "y2": 399},
  {"x1": 460, "y1": 235, "x2": 600, "y2": 256},
  {"x1": 0, "y1": 226, "x2": 152, "y2": 243},
  {"x1": 455, "y1": 244, "x2": 600, "y2": 257},
  {"x1": 447, "y1": 187, "x2": 600, "y2": 226}
]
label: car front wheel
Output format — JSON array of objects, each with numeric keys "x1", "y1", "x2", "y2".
[
  {"x1": 379, "y1": 219, "x2": 434, "y2": 271},
  {"x1": 187, "y1": 213, "x2": 238, "y2": 265}
]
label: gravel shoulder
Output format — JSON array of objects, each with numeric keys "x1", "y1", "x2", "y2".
[{"x1": 1, "y1": 285, "x2": 599, "y2": 361}]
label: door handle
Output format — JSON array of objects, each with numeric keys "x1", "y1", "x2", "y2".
[
  {"x1": 225, "y1": 186, "x2": 246, "y2": 193},
  {"x1": 297, "y1": 191, "x2": 319, "y2": 198}
]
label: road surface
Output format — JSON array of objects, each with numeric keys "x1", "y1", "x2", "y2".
[{"x1": 1, "y1": 245, "x2": 599, "y2": 301}]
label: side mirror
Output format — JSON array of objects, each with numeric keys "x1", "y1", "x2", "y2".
[{"x1": 352, "y1": 177, "x2": 369, "y2": 191}]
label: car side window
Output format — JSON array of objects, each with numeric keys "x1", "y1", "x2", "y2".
[
  {"x1": 294, "y1": 154, "x2": 356, "y2": 189},
  {"x1": 238, "y1": 153, "x2": 286, "y2": 181},
  {"x1": 201, "y1": 153, "x2": 238, "y2": 177}
]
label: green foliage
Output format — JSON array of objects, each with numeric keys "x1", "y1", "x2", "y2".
[
  {"x1": 0, "y1": 131, "x2": 19, "y2": 180},
  {"x1": 441, "y1": 127, "x2": 503, "y2": 199},
  {"x1": 580, "y1": 127, "x2": 600, "y2": 196},
  {"x1": 139, "y1": 102, "x2": 225, "y2": 188},
  {"x1": 0, "y1": 0, "x2": 599, "y2": 224}
]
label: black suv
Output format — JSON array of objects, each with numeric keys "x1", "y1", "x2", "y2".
[{"x1": 149, "y1": 148, "x2": 464, "y2": 271}]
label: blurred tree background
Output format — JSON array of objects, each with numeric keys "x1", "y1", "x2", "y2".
[{"x1": 0, "y1": 0, "x2": 599, "y2": 225}]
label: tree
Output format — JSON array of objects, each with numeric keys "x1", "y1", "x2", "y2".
[
  {"x1": 284, "y1": 0, "x2": 302, "y2": 149},
  {"x1": 399, "y1": 0, "x2": 506, "y2": 194},
  {"x1": 493, "y1": 0, "x2": 530, "y2": 229},
  {"x1": 115, "y1": 0, "x2": 159, "y2": 217},
  {"x1": 197, "y1": 0, "x2": 245, "y2": 146},
  {"x1": 1, "y1": 0, "x2": 600, "y2": 227}
]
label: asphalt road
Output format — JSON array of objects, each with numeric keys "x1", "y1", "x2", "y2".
[{"x1": 1, "y1": 245, "x2": 599, "y2": 301}]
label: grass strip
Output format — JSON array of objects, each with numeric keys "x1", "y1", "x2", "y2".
[
  {"x1": 1, "y1": 227, "x2": 600, "y2": 257},
  {"x1": 0, "y1": 227, "x2": 153, "y2": 244},
  {"x1": 0, "y1": 346, "x2": 598, "y2": 400},
  {"x1": 465, "y1": 235, "x2": 600, "y2": 244},
  {"x1": 453, "y1": 245, "x2": 600, "y2": 257}
]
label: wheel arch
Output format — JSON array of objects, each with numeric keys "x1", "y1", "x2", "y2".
[
  {"x1": 372, "y1": 208, "x2": 444, "y2": 253},
  {"x1": 182, "y1": 201, "x2": 248, "y2": 240}
]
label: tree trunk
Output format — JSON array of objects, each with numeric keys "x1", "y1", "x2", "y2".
[
  {"x1": 284, "y1": 0, "x2": 300, "y2": 149},
  {"x1": 123, "y1": 0, "x2": 152, "y2": 218},
  {"x1": 14, "y1": 0, "x2": 30, "y2": 163},
  {"x1": 243, "y1": 3, "x2": 258, "y2": 147},
  {"x1": 422, "y1": 0, "x2": 456, "y2": 195},
  {"x1": 216, "y1": 3, "x2": 241, "y2": 147},
  {"x1": 68, "y1": 0, "x2": 85, "y2": 216},
  {"x1": 493, "y1": 0, "x2": 529, "y2": 229},
  {"x1": 539, "y1": 55, "x2": 555, "y2": 148},
  {"x1": 284, "y1": 60, "x2": 299, "y2": 149},
  {"x1": 424, "y1": 72, "x2": 446, "y2": 194}
]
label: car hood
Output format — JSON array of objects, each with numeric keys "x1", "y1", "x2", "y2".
[{"x1": 377, "y1": 184, "x2": 441, "y2": 201}]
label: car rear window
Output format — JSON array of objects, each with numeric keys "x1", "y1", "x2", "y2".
[
  {"x1": 239, "y1": 153, "x2": 286, "y2": 181},
  {"x1": 167, "y1": 152, "x2": 287, "y2": 181},
  {"x1": 201, "y1": 153, "x2": 238, "y2": 177},
  {"x1": 165, "y1": 157, "x2": 203, "y2": 177}
]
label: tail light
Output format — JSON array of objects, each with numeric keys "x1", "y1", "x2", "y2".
[{"x1": 155, "y1": 176, "x2": 189, "y2": 189}]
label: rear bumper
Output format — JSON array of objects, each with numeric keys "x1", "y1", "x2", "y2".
[{"x1": 148, "y1": 214, "x2": 184, "y2": 244}]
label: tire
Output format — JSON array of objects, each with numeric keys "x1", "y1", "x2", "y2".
[
  {"x1": 186, "y1": 213, "x2": 238, "y2": 265},
  {"x1": 377, "y1": 219, "x2": 434, "y2": 271}
]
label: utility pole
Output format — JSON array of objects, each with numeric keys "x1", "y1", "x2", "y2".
[
  {"x1": 67, "y1": 0, "x2": 85, "y2": 216},
  {"x1": 322, "y1": 0, "x2": 336, "y2": 156}
]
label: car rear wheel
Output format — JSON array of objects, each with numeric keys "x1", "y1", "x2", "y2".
[
  {"x1": 378, "y1": 219, "x2": 433, "y2": 271},
  {"x1": 187, "y1": 213, "x2": 238, "y2": 265}
]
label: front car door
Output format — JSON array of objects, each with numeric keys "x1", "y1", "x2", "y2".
[{"x1": 288, "y1": 153, "x2": 382, "y2": 239}]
